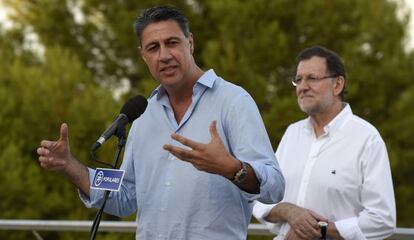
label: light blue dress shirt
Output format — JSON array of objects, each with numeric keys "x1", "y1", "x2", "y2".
[{"x1": 80, "y1": 69, "x2": 285, "y2": 239}]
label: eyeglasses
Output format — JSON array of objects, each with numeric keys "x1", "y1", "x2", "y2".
[{"x1": 292, "y1": 74, "x2": 337, "y2": 87}]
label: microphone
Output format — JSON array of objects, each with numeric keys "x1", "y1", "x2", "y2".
[{"x1": 91, "y1": 95, "x2": 148, "y2": 152}]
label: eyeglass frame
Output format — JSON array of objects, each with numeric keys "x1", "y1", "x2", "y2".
[{"x1": 291, "y1": 74, "x2": 338, "y2": 87}]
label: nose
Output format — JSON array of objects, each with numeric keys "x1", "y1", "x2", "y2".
[
  {"x1": 159, "y1": 45, "x2": 172, "y2": 63},
  {"x1": 295, "y1": 78, "x2": 310, "y2": 89},
  {"x1": 295, "y1": 78, "x2": 310, "y2": 95}
]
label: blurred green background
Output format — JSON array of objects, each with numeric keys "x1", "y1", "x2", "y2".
[{"x1": 1, "y1": 0, "x2": 413, "y2": 239}]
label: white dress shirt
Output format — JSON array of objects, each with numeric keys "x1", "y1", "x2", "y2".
[{"x1": 254, "y1": 104, "x2": 396, "y2": 240}]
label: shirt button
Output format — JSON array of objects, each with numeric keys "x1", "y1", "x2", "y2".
[
  {"x1": 160, "y1": 208, "x2": 166, "y2": 211},
  {"x1": 165, "y1": 182, "x2": 171, "y2": 186}
]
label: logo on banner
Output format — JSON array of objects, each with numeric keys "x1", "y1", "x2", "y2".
[
  {"x1": 94, "y1": 171, "x2": 104, "y2": 186},
  {"x1": 91, "y1": 168, "x2": 125, "y2": 191}
]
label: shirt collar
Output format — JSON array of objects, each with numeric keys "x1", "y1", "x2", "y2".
[
  {"x1": 324, "y1": 103, "x2": 352, "y2": 134},
  {"x1": 303, "y1": 103, "x2": 353, "y2": 135},
  {"x1": 197, "y1": 69, "x2": 217, "y2": 88},
  {"x1": 149, "y1": 69, "x2": 217, "y2": 100}
]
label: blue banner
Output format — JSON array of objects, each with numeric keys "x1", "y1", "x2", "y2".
[{"x1": 91, "y1": 168, "x2": 125, "y2": 191}]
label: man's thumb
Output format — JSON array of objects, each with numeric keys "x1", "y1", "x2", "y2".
[{"x1": 60, "y1": 123, "x2": 69, "y2": 142}]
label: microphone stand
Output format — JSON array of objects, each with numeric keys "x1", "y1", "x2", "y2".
[{"x1": 90, "y1": 128, "x2": 127, "y2": 240}]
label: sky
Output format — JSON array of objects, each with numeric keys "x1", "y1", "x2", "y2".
[
  {"x1": 0, "y1": 4, "x2": 11, "y2": 29},
  {"x1": 0, "y1": 2, "x2": 414, "y2": 50},
  {"x1": 405, "y1": 0, "x2": 414, "y2": 49}
]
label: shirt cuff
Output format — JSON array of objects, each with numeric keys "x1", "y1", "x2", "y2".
[
  {"x1": 235, "y1": 161, "x2": 261, "y2": 201},
  {"x1": 253, "y1": 201, "x2": 275, "y2": 221},
  {"x1": 247, "y1": 160, "x2": 284, "y2": 203},
  {"x1": 78, "y1": 168, "x2": 104, "y2": 208},
  {"x1": 335, "y1": 217, "x2": 366, "y2": 240},
  {"x1": 253, "y1": 201, "x2": 282, "y2": 234}
]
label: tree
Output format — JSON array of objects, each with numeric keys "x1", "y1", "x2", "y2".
[
  {"x1": 2, "y1": 0, "x2": 195, "y2": 97},
  {"x1": 1, "y1": 1, "x2": 414, "y2": 239},
  {"x1": 197, "y1": 0, "x2": 414, "y2": 229},
  {"x1": 0, "y1": 33, "x2": 132, "y2": 238}
]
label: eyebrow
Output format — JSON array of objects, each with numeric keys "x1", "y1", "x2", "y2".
[{"x1": 143, "y1": 36, "x2": 182, "y2": 50}]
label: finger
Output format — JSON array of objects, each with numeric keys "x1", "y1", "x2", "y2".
[
  {"x1": 38, "y1": 156, "x2": 50, "y2": 162},
  {"x1": 40, "y1": 140, "x2": 56, "y2": 149},
  {"x1": 40, "y1": 156, "x2": 65, "y2": 165},
  {"x1": 60, "y1": 123, "x2": 69, "y2": 142},
  {"x1": 309, "y1": 210, "x2": 328, "y2": 222},
  {"x1": 171, "y1": 133, "x2": 201, "y2": 150},
  {"x1": 306, "y1": 225, "x2": 321, "y2": 237},
  {"x1": 163, "y1": 144, "x2": 194, "y2": 162},
  {"x1": 299, "y1": 221, "x2": 318, "y2": 238},
  {"x1": 304, "y1": 219, "x2": 321, "y2": 237},
  {"x1": 285, "y1": 229, "x2": 293, "y2": 239},
  {"x1": 40, "y1": 161, "x2": 50, "y2": 169},
  {"x1": 294, "y1": 228, "x2": 307, "y2": 239},
  {"x1": 292, "y1": 228, "x2": 302, "y2": 239},
  {"x1": 37, "y1": 147, "x2": 49, "y2": 156},
  {"x1": 40, "y1": 162, "x2": 59, "y2": 169},
  {"x1": 38, "y1": 156, "x2": 51, "y2": 167},
  {"x1": 209, "y1": 120, "x2": 219, "y2": 139}
]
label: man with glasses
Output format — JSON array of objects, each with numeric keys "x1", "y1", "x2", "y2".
[{"x1": 253, "y1": 46, "x2": 396, "y2": 239}]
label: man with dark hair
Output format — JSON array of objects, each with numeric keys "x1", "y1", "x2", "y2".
[
  {"x1": 134, "y1": 5, "x2": 190, "y2": 40},
  {"x1": 37, "y1": 5, "x2": 285, "y2": 239},
  {"x1": 295, "y1": 46, "x2": 347, "y2": 100},
  {"x1": 253, "y1": 46, "x2": 395, "y2": 239}
]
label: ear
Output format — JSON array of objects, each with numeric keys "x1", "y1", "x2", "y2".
[
  {"x1": 138, "y1": 46, "x2": 147, "y2": 63},
  {"x1": 188, "y1": 33, "x2": 194, "y2": 54},
  {"x1": 333, "y1": 76, "x2": 345, "y2": 96}
]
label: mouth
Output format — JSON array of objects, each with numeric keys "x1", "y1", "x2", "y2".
[
  {"x1": 160, "y1": 65, "x2": 177, "y2": 73},
  {"x1": 299, "y1": 94, "x2": 313, "y2": 100}
]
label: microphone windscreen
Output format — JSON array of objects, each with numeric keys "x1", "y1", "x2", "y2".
[{"x1": 120, "y1": 95, "x2": 148, "y2": 122}]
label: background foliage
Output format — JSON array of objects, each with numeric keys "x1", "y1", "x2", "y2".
[{"x1": 1, "y1": 0, "x2": 413, "y2": 239}]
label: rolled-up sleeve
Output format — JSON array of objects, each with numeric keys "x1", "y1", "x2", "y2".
[
  {"x1": 225, "y1": 94, "x2": 285, "y2": 203},
  {"x1": 78, "y1": 124, "x2": 139, "y2": 217},
  {"x1": 78, "y1": 168, "x2": 104, "y2": 208}
]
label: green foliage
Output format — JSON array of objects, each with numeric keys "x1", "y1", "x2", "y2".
[
  {"x1": 1, "y1": 0, "x2": 414, "y2": 239},
  {"x1": 197, "y1": 0, "x2": 414, "y2": 229},
  {"x1": 0, "y1": 37, "x2": 127, "y2": 239}
]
